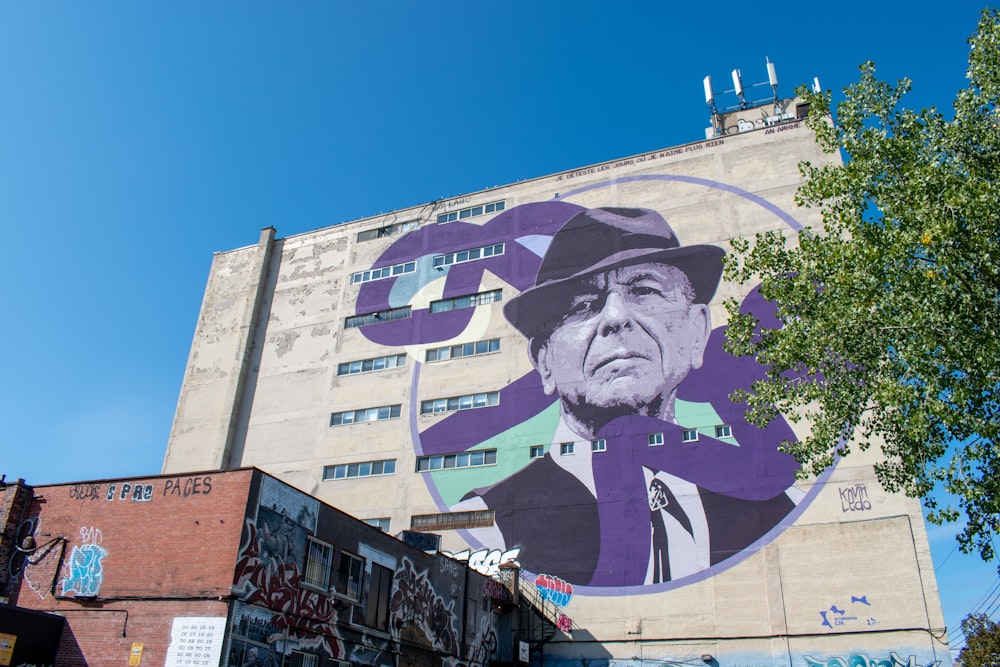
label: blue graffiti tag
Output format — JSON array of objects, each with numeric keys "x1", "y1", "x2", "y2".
[
  {"x1": 61, "y1": 542, "x2": 108, "y2": 596},
  {"x1": 803, "y1": 652, "x2": 940, "y2": 667}
]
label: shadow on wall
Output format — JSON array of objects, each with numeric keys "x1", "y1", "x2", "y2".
[{"x1": 56, "y1": 622, "x2": 87, "y2": 667}]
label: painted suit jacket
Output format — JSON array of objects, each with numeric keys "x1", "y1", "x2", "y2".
[{"x1": 462, "y1": 418, "x2": 797, "y2": 588}]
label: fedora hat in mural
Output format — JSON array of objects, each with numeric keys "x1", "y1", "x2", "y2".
[{"x1": 503, "y1": 206, "x2": 724, "y2": 338}]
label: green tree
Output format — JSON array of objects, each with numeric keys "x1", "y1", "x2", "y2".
[
  {"x1": 723, "y1": 9, "x2": 1000, "y2": 560},
  {"x1": 959, "y1": 614, "x2": 1000, "y2": 666}
]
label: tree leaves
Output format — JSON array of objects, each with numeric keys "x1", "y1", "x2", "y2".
[
  {"x1": 959, "y1": 614, "x2": 1000, "y2": 666},
  {"x1": 724, "y1": 9, "x2": 1000, "y2": 562}
]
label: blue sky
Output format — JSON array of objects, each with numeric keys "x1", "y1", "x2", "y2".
[{"x1": 0, "y1": 1, "x2": 994, "y2": 655}]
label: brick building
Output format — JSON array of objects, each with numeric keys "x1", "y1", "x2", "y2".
[{"x1": 1, "y1": 470, "x2": 540, "y2": 667}]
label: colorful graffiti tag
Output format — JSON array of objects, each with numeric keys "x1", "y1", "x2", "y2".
[
  {"x1": 353, "y1": 183, "x2": 825, "y2": 594},
  {"x1": 535, "y1": 574, "x2": 572, "y2": 607},
  {"x1": 803, "y1": 652, "x2": 941, "y2": 667},
  {"x1": 60, "y1": 526, "x2": 107, "y2": 597}
]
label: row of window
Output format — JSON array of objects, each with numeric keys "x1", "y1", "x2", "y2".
[
  {"x1": 416, "y1": 449, "x2": 497, "y2": 472},
  {"x1": 303, "y1": 539, "x2": 365, "y2": 601},
  {"x1": 321, "y1": 427, "x2": 734, "y2": 481},
  {"x1": 420, "y1": 391, "x2": 500, "y2": 415},
  {"x1": 344, "y1": 289, "x2": 502, "y2": 329},
  {"x1": 357, "y1": 220, "x2": 419, "y2": 242},
  {"x1": 335, "y1": 339, "x2": 500, "y2": 377},
  {"x1": 302, "y1": 539, "x2": 393, "y2": 632},
  {"x1": 429, "y1": 289, "x2": 502, "y2": 314},
  {"x1": 337, "y1": 353, "x2": 407, "y2": 376},
  {"x1": 330, "y1": 400, "x2": 733, "y2": 444},
  {"x1": 344, "y1": 306, "x2": 412, "y2": 329},
  {"x1": 436, "y1": 200, "x2": 505, "y2": 224},
  {"x1": 425, "y1": 338, "x2": 500, "y2": 362},
  {"x1": 330, "y1": 405, "x2": 401, "y2": 426},
  {"x1": 529, "y1": 439, "x2": 604, "y2": 458},
  {"x1": 351, "y1": 260, "x2": 417, "y2": 285},
  {"x1": 432, "y1": 243, "x2": 504, "y2": 268},
  {"x1": 322, "y1": 452, "x2": 497, "y2": 480},
  {"x1": 323, "y1": 459, "x2": 397, "y2": 480}
]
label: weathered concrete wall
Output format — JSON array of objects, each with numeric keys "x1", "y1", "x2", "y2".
[
  {"x1": 163, "y1": 228, "x2": 277, "y2": 473},
  {"x1": 161, "y1": 111, "x2": 951, "y2": 667}
]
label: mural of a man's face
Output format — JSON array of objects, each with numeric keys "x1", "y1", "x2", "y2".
[{"x1": 532, "y1": 262, "x2": 711, "y2": 430}]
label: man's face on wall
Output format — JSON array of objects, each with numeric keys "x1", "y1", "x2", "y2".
[{"x1": 533, "y1": 262, "x2": 711, "y2": 426}]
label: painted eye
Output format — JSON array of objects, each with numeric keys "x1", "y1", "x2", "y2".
[
  {"x1": 630, "y1": 284, "x2": 661, "y2": 297},
  {"x1": 566, "y1": 296, "x2": 599, "y2": 319}
]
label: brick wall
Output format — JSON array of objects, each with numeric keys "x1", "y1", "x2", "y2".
[{"x1": 10, "y1": 469, "x2": 255, "y2": 667}]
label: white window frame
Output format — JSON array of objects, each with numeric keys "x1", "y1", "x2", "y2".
[
  {"x1": 416, "y1": 449, "x2": 497, "y2": 472},
  {"x1": 529, "y1": 445, "x2": 545, "y2": 459},
  {"x1": 303, "y1": 537, "x2": 333, "y2": 591},
  {"x1": 648, "y1": 432, "x2": 664, "y2": 446},
  {"x1": 560, "y1": 442, "x2": 575, "y2": 456},
  {"x1": 322, "y1": 459, "x2": 397, "y2": 480},
  {"x1": 591, "y1": 439, "x2": 607, "y2": 452},
  {"x1": 715, "y1": 424, "x2": 733, "y2": 439},
  {"x1": 682, "y1": 429, "x2": 699, "y2": 443}
]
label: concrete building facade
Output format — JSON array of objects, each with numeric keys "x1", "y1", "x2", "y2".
[
  {"x1": 1, "y1": 470, "x2": 525, "y2": 667},
  {"x1": 162, "y1": 102, "x2": 951, "y2": 667}
]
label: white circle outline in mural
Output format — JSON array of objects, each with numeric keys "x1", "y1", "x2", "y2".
[{"x1": 409, "y1": 174, "x2": 834, "y2": 597}]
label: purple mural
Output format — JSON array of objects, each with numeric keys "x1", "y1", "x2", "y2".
[{"x1": 354, "y1": 184, "x2": 823, "y2": 595}]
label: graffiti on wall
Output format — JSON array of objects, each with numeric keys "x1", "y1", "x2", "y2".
[
  {"x1": 803, "y1": 652, "x2": 940, "y2": 667},
  {"x1": 105, "y1": 482, "x2": 154, "y2": 502},
  {"x1": 390, "y1": 557, "x2": 459, "y2": 656},
  {"x1": 60, "y1": 526, "x2": 107, "y2": 597},
  {"x1": 443, "y1": 548, "x2": 520, "y2": 577},
  {"x1": 839, "y1": 484, "x2": 873, "y2": 512},
  {"x1": 353, "y1": 181, "x2": 827, "y2": 595},
  {"x1": 535, "y1": 574, "x2": 572, "y2": 607},
  {"x1": 14, "y1": 518, "x2": 62, "y2": 601},
  {"x1": 535, "y1": 649, "x2": 941, "y2": 667},
  {"x1": 232, "y1": 477, "x2": 342, "y2": 661},
  {"x1": 819, "y1": 594, "x2": 876, "y2": 629},
  {"x1": 466, "y1": 617, "x2": 498, "y2": 667},
  {"x1": 69, "y1": 483, "x2": 102, "y2": 501}
]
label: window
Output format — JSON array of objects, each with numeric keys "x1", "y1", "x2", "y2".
[
  {"x1": 303, "y1": 538, "x2": 333, "y2": 589},
  {"x1": 337, "y1": 353, "x2": 407, "y2": 376},
  {"x1": 429, "y1": 289, "x2": 502, "y2": 314},
  {"x1": 416, "y1": 449, "x2": 497, "y2": 472},
  {"x1": 333, "y1": 551, "x2": 364, "y2": 600},
  {"x1": 365, "y1": 518, "x2": 390, "y2": 532},
  {"x1": 560, "y1": 442, "x2": 575, "y2": 456},
  {"x1": 287, "y1": 653, "x2": 320, "y2": 667},
  {"x1": 411, "y1": 510, "x2": 495, "y2": 531},
  {"x1": 437, "y1": 200, "x2": 505, "y2": 223},
  {"x1": 432, "y1": 243, "x2": 505, "y2": 268},
  {"x1": 529, "y1": 445, "x2": 545, "y2": 459},
  {"x1": 420, "y1": 391, "x2": 499, "y2": 415},
  {"x1": 425, "y1": 338, "x2": 500, "y2": 363},
  {"x1": 682, "y1": 429, "x2": 699, "y2": 443},
  {"x1": 591, "y1": 439, "x2": 606, "y2": 453},
  {"x1": 323, "y1": 459, "x2": 396, "y2": 480},
  {"x1": 345, "y1": 306, "x2": 411, "y2": 329},
  {"x1": 715, "y1": 425, "x2": 733, "y2": 439},
  {"x1": 351, "y1": 260, "x2": 417, "y2": 285},
  {"x1": 357, "y1": 220, "x2": 419, "y2": 242},
  {"x1": 648, "y1": 432, "x2": 664, "y2": 446},
  {"x1": 365, "y1": 563, "x2": 393, "y2": 630},
  {"x1": 330, "y1": 405, "x2": 401, "y2": 426}
]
